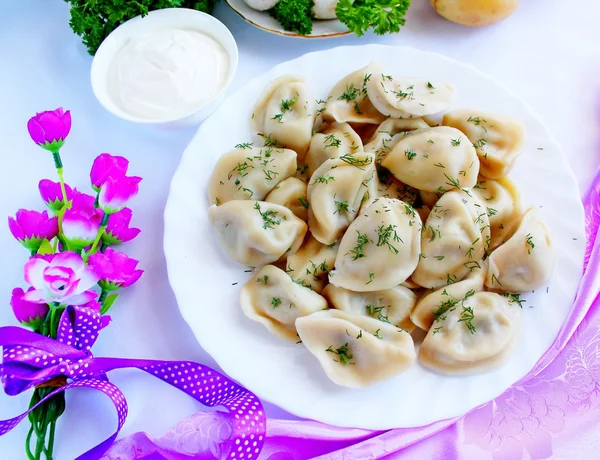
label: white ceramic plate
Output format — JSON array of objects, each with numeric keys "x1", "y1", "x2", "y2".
[
  {"x1": 226, "y1": 0, "x2": 350, "y2": 38},
  {"x1": 164, "y1": 45, "x2": 585, "y2": 430}
]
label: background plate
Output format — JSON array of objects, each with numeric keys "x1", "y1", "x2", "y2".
[
  {"x1": 164, "y1": 45, "x2": 585, "y2": 430},
  {"x1": 226, "y1": 0, "x2": 351, "y2": 38}
]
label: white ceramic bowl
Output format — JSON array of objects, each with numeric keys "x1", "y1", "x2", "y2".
[{"x1": 91, "y1": 8, "x2": 238, "y2": 126}]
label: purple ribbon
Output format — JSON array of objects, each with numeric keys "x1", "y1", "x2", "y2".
[{"x1": 0, "y1": 305, "x2": 266, "y2": 459}]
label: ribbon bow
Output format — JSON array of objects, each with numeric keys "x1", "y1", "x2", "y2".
[{"x1": 0, "y1": 306, "x2": 266, "y2": 459}]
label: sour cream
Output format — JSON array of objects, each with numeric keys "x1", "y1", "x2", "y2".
[{"x1": 107, "y1": 29, "x2": 229, "y2": 120}]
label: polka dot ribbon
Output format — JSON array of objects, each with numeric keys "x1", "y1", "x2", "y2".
[{"x1": 0, "y1": 306, "x2": 266, "y2": 460}]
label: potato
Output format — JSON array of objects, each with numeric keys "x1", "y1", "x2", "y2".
[{"x1": 430, "y1": 0, "x2": 519, "y2": 27}]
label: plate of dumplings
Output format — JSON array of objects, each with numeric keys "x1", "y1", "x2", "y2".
[{"x1": 164, "y1": 45, "x2": 585, "y2": 429}]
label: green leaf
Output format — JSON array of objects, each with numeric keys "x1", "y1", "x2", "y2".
[
  {"x1": 336, "y1": 0, "x2": 411, "y2": 37},
  {"x1": 37, "y1": 239, "x2": 55, "y2": 255},
  {"x1": 101, "y1": 293, "x2": 118, "y2": 314}
]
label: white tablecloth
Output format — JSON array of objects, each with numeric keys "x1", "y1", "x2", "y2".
[{"x1": 0, "y1": 0, "x2": 598, "y2": 458}]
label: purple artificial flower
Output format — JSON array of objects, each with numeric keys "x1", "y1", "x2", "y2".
[
  {"x1": 62, "y1": 190, "x2": 104, "y2": 249},
  {"x1": 98, "y1": 175, "x2": 142, "y2": 214},
  {"x1": 8, "y1": 209, "x2": 59, "y2": 251},
  {"x1": 102, "y1": 207, "x2": 140, "y2": 245},
  {"x1": 90, "y1": 153, "x2": 129, "y2": 192},
  {"x1": 23, "y1": 251, "x2": 100, "y2": 305},
  {"x1": 10, "y1": 287, "x2": 49, "y2": 329},
  {"x1": 27, "y1": 108, "x2": 72, "y2": 152},
  {"x1": 39, "y1": 179, "x2": 74, "y2": 213},
  {"x1": 89, "y1": 248, "x2": 143, "y2": 291}
]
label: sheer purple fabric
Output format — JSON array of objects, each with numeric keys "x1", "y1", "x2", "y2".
[{"x1": 105, "y1": 170, "x2": 600, "y2": 460}]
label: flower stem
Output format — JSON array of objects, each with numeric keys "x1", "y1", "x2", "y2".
[
  {"x1": 45, "y1": 421, "x2": 56, "y2": 459},
  {"x1": 25, "y1": 426, "x2": 35, "y2": 460},
  {"x1": 98, "y1": 289, "x2": 108, "y2": 304},
  {"x1": 89, "y1": 214, "x2": 109, "y2": 256}
]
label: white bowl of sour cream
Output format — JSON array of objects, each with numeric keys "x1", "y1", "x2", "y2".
[{"x1": 91, "y1": 8, "x2": 238, "y2": 125}]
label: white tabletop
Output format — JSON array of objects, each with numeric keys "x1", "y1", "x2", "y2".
[{"x1": 1, "y1": 0, "x2": 598, "y2": 458}]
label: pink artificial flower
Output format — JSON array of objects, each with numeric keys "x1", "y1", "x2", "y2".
[
  {"x1": 98, "y1": 175, "x2": 142, "y2": 214},
  {"x1": 90, "y1": 153, "x2": 129, "y2": 192},
  {"x1": 23, "y1": 252, "x2": 100, "y2": 305},
  {"x1": 39, "y1": 179, "x2": 74, "y2": 213},
  {"x1": 62, "y1": 190, "x2": 104, "y2": 249},
  {"x1": 102, "y1": 207, "x2": 140, "y2": 245},
  {"x1": 89, "y1": 248, "x2": 143, "y2": 291},
  {"x1": 81, "y1": 300, "x2": 102, "y2": 312},
  {"x1": 27, "y1": 108, "x2": 72, "y2": 152},
  {"x1": 10, "y1": 287, "x2": 49, "y2": 329},
  {"x1": 71, "y1": 189, "x2": 97, "y2": 209},
  {"x1": 8, "y1": 209, "x2": 59, "y2": 251}
]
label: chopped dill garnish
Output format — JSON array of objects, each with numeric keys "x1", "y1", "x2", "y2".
[
  {"x1": 234, "y1": 142, "x2": 253, "y2": 149},
  {"x1": 334, "y1": 200, "x2": 350, "y2": 214},
  {"x1": 526, "y1": 233, "x2": 535, "y2": 254},
  {"x1": 339, "y1": 154, "x2": 372, "y2": 170},
  {"x1": 405, "y1": 149, "x2": 417, "y2": 161},
  {"x1": 376, "y1": 224, "x2": 402, "y2": 255},
  {"x1": 458, "y1": 307, "x2": 476, "y2": 334},
  {"x1": 451, "y1": 138, "x2": 462, "y2": 146},
  {"x1": 326, "y1": 343, "x2": 354, "y2": 365},
  {"x1": 348, "y1": 231, "x2": 370, "y2": 260},
  {"x1": 324, "y1": 134, "x2": 342, "y2": 148},
  {"x1": 298, "y1": 197, "x2": 309, "y2": 208},
  {"x1": 254, "y1": 202, "x2": 282, "y2": 229},
  {"x1": 271, "y1": 297, "x2": 281, "y2": 308}
]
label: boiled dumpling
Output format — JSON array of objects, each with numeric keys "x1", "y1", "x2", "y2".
[
  {"x1": 208, "y1": 146, "x2": 297, "y2": 205},
  {"x1": 366, "y1": 64, "x2": 456, "y2": 118},
  {"x1": 285, "y1": 234, "x2": 339, "y2": 293},
  {"x1": 252, "y1": 75, "x2": 316, "y2": 156},
  {"x1": 411, "y1": 260, "x2": 487, "y2": 331},
  {"x1": 265, "y1": 177, "x2": 309, "y2": 222},
  {"x1": 323, "y1": 283, "x2": 417, "y2": 332},
  {"x1": 241, "y1": 265, "x2": 328, "y2": 342},
  {"x1": 305, "y1": 122, "x2": 363, "y2": 178},
  {"x1": 365, "y1": 117, "x2": 430, "y2": 164},
  {"x1": 442, "y1": 109, "x2": 525, "y2": 179},
  {"x1": 296, "y1": 309, "x2": 416, "y2": 387},
  {"x1": 486, "y1": 207, "x2": 554, "y2": 292},
  {"x1": 412, "y1": 189, "x2": 490, "y2": 289},
  {"x1": 330, "y1": 197, "x2": 422, "y2": 292},
  {"x1": 419, "y1": 292, "x2": 521, "y2": 375},
  {"x1": 307, "y1": 153, "x2": 375, "y2": 245},
  {"x1": 209, "y1": 200, "x2": 307, "y2": 266},
  {"x1": 323, "y1": 66, "x2": 387, "y2": 125},
  {"x1": 381, "y1": 126, "x2": 479, "y2": 192},
  {"x1": 472, "y1": 176, "x2": 522, "y2": 250}
]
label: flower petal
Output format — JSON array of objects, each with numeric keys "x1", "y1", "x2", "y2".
[
  {"x1": 51, "y1": 251, "x2": 85, "y2": 272},
  {"x1": 27, "y1": 117, "x2": 46, "y2": 145},
  {"x1": 22, "y1": 288, "x2": 52, "y2": 304},
  {"x1": 65, "y1": 290, "x2": 98, "y2": 306},
  {"x1": 24, "y1": 258, "x2": 50, "y2": 289}
]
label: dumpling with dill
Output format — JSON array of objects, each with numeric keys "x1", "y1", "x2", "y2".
[
  {"x1": 304, "y1": 122, "x2": 364, "y2": 178},
  {"x1": 252, "y1": 75, "x2": 316, "y2": 158},
  {"x1": 411, "y1": 260, "x2": 487, "y2": 331},
  {"x1": 381, "y1": 126, "x2": 479, "y2": 193},
  {"x1": 329, "y1": 197, "x2": 422, "y2": 292},
  {"x1": 323, "y1": 66, "x2": 387, "y2": 125},
  {"x1": 296, "y1": 309, "x2": 416, "y2": 388},
  {"x1": 419, "y1": 292, "x2": 522, "y2": 375},
  {"x1": 241, "y1": 265, "x2": 328, "y2": 342},
  {"x1": 307, "y1": 153, "x2": 375, "y2": 245},
  {"x1": 208, "y1": 145, "x2": 297, "y2": 205},
  {"x1": 412, "y1": 189, "x2": 490, "y2": 289},
  {"x1": 209, "y1": 200, "x2": 307, "y2": 266},
  {"x1": 365, "y1": 63, "x2": 456, "y2": 118},
  {"x1": 323, "y1": 283, "x2": 417, "y2": 332}
]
